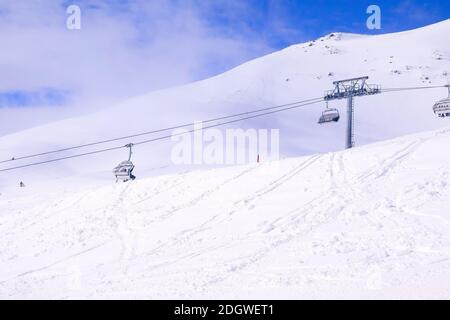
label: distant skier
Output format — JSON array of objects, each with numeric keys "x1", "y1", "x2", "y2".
[{"x1": 19, "y1": 181, "x2": 25, "y2": 188}]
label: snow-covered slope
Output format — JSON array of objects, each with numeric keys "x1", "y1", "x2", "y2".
[
  {"x1": 0, "y1": 20, "x2": 449, "y2": 187},
  {"x1": 1, "y1": 127, "x2": 450, "y2": 299}
]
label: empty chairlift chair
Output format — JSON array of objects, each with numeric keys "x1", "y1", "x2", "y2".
[
  {"x1": 318, "y1": 103, "x2": 340, "y2": 124},
  {"x1": 433, "y1": 85, "x2": 450, "y2": 118},
  {"x1": 113, "y1": 143, "x2": 136, "y2": 183}
]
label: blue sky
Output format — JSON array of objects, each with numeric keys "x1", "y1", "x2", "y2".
[
  {"x1": 199, "y1": 0, "x2": 450, "y2": 48},
  {"x1": 0, "y1": 89, "x2": 67, "y2": 108},
  {"x1": 0, "y1": 0, "x2": 448, "y2": 109}
]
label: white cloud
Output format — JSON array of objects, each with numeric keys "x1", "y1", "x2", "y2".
[{"x1": 0, "y1": 0, "x2": 274, "y2": 115}]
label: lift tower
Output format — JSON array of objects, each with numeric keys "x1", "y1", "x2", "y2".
[{"x1": 324, "y1": 76, "x2": 381, "y2": 149}]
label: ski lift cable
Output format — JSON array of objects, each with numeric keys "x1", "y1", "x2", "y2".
[
  {"x1": 134, "y1": 100, "x2": 323, "y2": 146},
  {"x1": 0, "y1": 97, "x2": 324, "y2": 165},
  {"x1": 381, "y1": 84, "x2": 448, "y2": 92},
  {"x1": 0, "y1": 100, "x2": 323, "y2": 173},
  {"x1": 0, "y1": 145, "x2": 125, "y2": 173}
]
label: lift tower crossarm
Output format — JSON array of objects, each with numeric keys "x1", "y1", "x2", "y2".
[
  {"x1": 324, "y1": 76, "x2": 381, "y2": 101},
  {"x1": 324, "y1": 76, "x2": 381, "y2": 149}
]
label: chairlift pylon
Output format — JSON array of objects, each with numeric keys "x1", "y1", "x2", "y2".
[{"x1": 113, "y1": 143, "x2": 136, "y2": 183}]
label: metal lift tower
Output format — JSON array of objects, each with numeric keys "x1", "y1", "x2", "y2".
[{"x1": 324, "y1": 76, "x2": 381, "y2": 149}]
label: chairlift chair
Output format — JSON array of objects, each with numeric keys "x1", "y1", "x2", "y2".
[
  {"x1": 318, "y1": 103, "x2": 340, "y2": 124},
  {"x1": 433, "y1": 85, "x2": 450, "y2": 118},
  {"x1": 113, "y1": 143, "x2": 136, "y2": 183}
]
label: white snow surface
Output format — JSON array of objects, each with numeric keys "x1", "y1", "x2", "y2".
[
  {"x1": 1, "y1": 20, "x2": 450, "y2": 300},
  {"x1": 1, "y1": 127, "x2": 450, "y2": 299}
]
